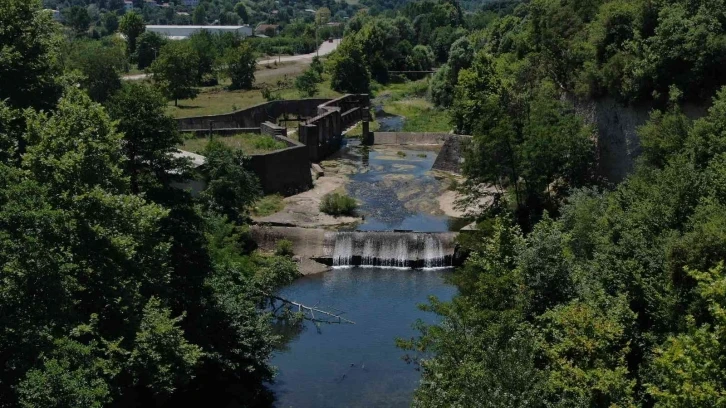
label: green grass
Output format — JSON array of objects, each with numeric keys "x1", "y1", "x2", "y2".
[
  {"x1": 180, "y1": 133, "x2": 287, "y2": 155},
  {"x1": 251, "y1": 194, "x2": 285, "y2": 217},
  {"x1": 167, "y1": 73, "x2": 342, "y2": 119},
  {"x1": 386, "y1": 98, "x2": 452, "y2": 132},
  {"x1": 319, "y1": 192, "x2": 357, "y2": 216},
  {"x1": 372, "y1": 78, "x2": 452, "y2": 133}
]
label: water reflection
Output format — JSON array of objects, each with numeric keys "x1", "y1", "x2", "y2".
[{"x1": 270, "y1": 268, "x2": 456, "y2": 408}]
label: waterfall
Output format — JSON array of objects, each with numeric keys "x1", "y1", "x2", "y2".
[
  {"x1": 325, "y1": 231, "x2": 455, "y2": 269},
  {"x1": 423, "y1": 234, "x2": 445, "y2": 268},
  {"x1": 332, "y1": 233, "x2": 353, "y2": 267}
]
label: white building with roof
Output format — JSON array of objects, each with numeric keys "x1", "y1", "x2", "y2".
[{"x1": 145, "y1": 25, "x2": 253, "y2": 40}]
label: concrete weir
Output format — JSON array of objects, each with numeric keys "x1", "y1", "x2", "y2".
[
  {"x1": 322, "y1": 231, "x2": 458, "y2": 269},
  {"x1": 251, "y1": 226, "x2": 462, "y2": 272}
]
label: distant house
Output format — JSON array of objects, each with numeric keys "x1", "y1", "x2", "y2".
[
  {"x1": 255, "y1": 24, "x2": 280, "y2": 36},
  {"x1": 146, "y1": 25, "x2": 253, "y2": 40},
  {"x1": 326, "y1": 22, "x2": 342, "y2": 27},
  {"x1": 46, "y1": 9, "x2": 62, "y2": 21},
  {"x1": 124, "y1": 1, "x2": 133, "y2": 11},
  {"x1": 182, "y1": 0, "x2": 199, "y2": 6}
]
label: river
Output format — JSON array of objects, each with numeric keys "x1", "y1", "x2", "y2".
[
  {"x1": 269, "y1": 121, "x2": 459, "y2": 407},
  {"x1": 270, "y1": 268, "x2": 455, "y2": 408}
]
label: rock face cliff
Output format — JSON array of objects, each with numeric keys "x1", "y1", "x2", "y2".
[{"x1": 569, "y1": 96, "x2": 708, "y2": 182}]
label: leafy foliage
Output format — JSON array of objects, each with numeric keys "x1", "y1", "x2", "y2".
[
  {"x1": 319, "y1": 192, "x2": 358, "y2": 216},
  {"x1": 221, "y1": 42, "x2": 257, "y2": 91},
  {"x1": 119, "y1": 12, "x2": 145, "y2": 55},
  {"x1": 150, "y1": 41, "x2": 200, "y2": 106},
  {"x1": 405, "y1": 86, "x2": 726, "y2": 406}
]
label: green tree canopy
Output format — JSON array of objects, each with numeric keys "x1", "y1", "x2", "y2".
[
  {"x1": 328, "y1": 38, "x2": 370, "y2": 94},
  {"x1": 0, "y1": 0, "x2": 62, "y2": 111},
  {"x1": 135, "y1": 31, "x2": 167, "y2": 70},
  {"x1": 150, "y1": 41, "x2": 200, "y2": 106},
  {"x1": 221, "y1": 42, "x2": 257, "y2": 90},
  {"x1": 119, "y1": 12, "x2": 145, "y2": 55}
]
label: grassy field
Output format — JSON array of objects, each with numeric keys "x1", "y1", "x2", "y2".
[
  {"x1": 385, "y1": 98, "x2": 451, "y2": 132},
  {"x1": 180, "y1": 133, "x2": 287, "y2": 155},
  {"x1": 166, "y1": 68, "x2": 343, "y2": 118},
  {"x1": 372, "y1": 79, "x2": 452, "y2": 133}
]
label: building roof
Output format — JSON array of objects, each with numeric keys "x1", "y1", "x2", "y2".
[
  {"x1": 255, "y1": 24, "x2": 280, "y2": 32},
  {"x1": 146, "y1": 25, "x2": 250, "y2": 29},
  {"x1": 173, "y1": 150, "x2": 206, "y2": 168}
]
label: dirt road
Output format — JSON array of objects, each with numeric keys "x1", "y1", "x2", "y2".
[{"x1": 123, "y1": 39, "x2": 340, "y2": 81}]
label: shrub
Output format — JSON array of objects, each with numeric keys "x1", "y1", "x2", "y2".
[
  {"x1": 275, "y1": 239, "x2": 294, "y2": 257},
  {"x1": 319, "y1": 193, "x2": 357, "y2": 216},
  {"x1": 252, "y1": 194, "x2": 285, "y2": 216},
  {"x1": 253, "y1": 136, "x2": 286, "y2": 151}
]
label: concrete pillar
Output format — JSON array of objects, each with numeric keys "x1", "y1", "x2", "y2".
[{"x1": 362, "y1": 120, "x2": 372, "y2": 145}]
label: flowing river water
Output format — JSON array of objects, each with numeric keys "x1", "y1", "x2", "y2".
[{"x1": 270, "y1": 112, "x2": 459, "y2": 407}]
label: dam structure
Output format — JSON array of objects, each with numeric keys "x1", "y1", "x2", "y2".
[{"x1": 323, "y1": 231, "x2": 457, "y2": 269}]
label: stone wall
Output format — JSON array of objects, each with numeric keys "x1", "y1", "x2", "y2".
[
  {"x1": 299, "y1": 94, "x2": 369, "y2": 162},
  {"x1": 567, "y1": 95, "x2": 709, "y2": 182},
  {"x1": 181, "y1": 127, "x2": 261, "y2": 137},
  {"x1": 432, "y1": 135, "x2": 471, "y2": 174},
  {"x1": 250, "y1": 225, "x2": 329, "y2": 274},
  {"x1": 177, "y1": 95, "x2": 370, "y2": 163},
  {"x1": 247, "y1": 133, "x2": 312, "y2": 196},
  {"x1": 176, "y1": 99, "x2": 330, "y2": 130}
]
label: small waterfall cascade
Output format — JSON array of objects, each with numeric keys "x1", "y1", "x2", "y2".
[
  {"x1": 325, "y1": 231, "x2": 455, "y2": 269},
  {"x1": 332, "y1": 233, "x2": 354, "y2": 267}
]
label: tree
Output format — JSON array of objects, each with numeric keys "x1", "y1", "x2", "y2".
[
  {"x1": 193, "y1": 5, "x2": 206, "y2": 25},
  {"x1": 315, "y1": 7, "x2": 331, "y2": 26},
  {"x1": 119, "y1": 12, "x2": 145, "y2": 55},
  {"x1": 66, "y1": 40, "x2": 126, "y2": 103},
  {"x1": 107, "y1": 82, "x2": 184, "y2": 194},
  {"x1": 328, "y1": 38, "x2": 370, "y2": 94},
  {"x1": 646, "y1": 264, "x2": 726, "y2": 406},
  {"x1": 221, "y1": 43, "x2": 257, "y2": 90},
  {"x1": 407, "y1": 44, "x2": 435, "y2": 71},
  {"x1": 234, "y1": 2, "x2": 249, "y2": 23},
  {"x1": 130, "y1": 297, "x2": 203, "y2": 396},
  {"x1": 0, "y1": 0, "x2": 62, "y2": 111},
  {"x1": 295, "y1": 68, "x2": 321, "y2": 97},
  {"x1": 188, "y1": 30, "x2": 218, "y2": 84},
  {"x1": 135, "y1": 31, "x2": 167, "y2": 69},
  {"x1": 200, "y1": 140, "x2": 261, "y2": 223},
  {"x1": 150, "y1": 41, "x2": 200, "y2": 106},
  {"x1": 101, "y1": 12, "x2": 119, "y2": 35},
  {"x1": 63, "y1": 6, "x2": 91, "y2": 35}
]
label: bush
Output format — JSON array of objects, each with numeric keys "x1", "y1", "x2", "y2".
[
  {"x1": 319, "y1": 193, "x2": 357, "y2": 216},
  {"x1": 253, "y1": 136, "x2": 286, "y2": 151},
  {"x1": 275, "y1": 239, "x2": 294, "y2": 257},
  {"x1": 295, "y1": 68, "x2": 321, "y2": 97}
]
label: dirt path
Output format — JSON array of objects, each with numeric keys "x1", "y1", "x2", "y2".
[{"x1": 123, "y1": 39, "x2": 340, "y2": 81}]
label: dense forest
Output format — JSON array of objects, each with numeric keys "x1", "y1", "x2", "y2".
[
  {"x1": 43, "y1": 0, "x2": 360, "y2": 30},
  {"x1": 376, "y1": 0, "x2": 726, "y2": 406},
  {"x1": 0, "y1": 1, "x2": 303, "y2": 406}
]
